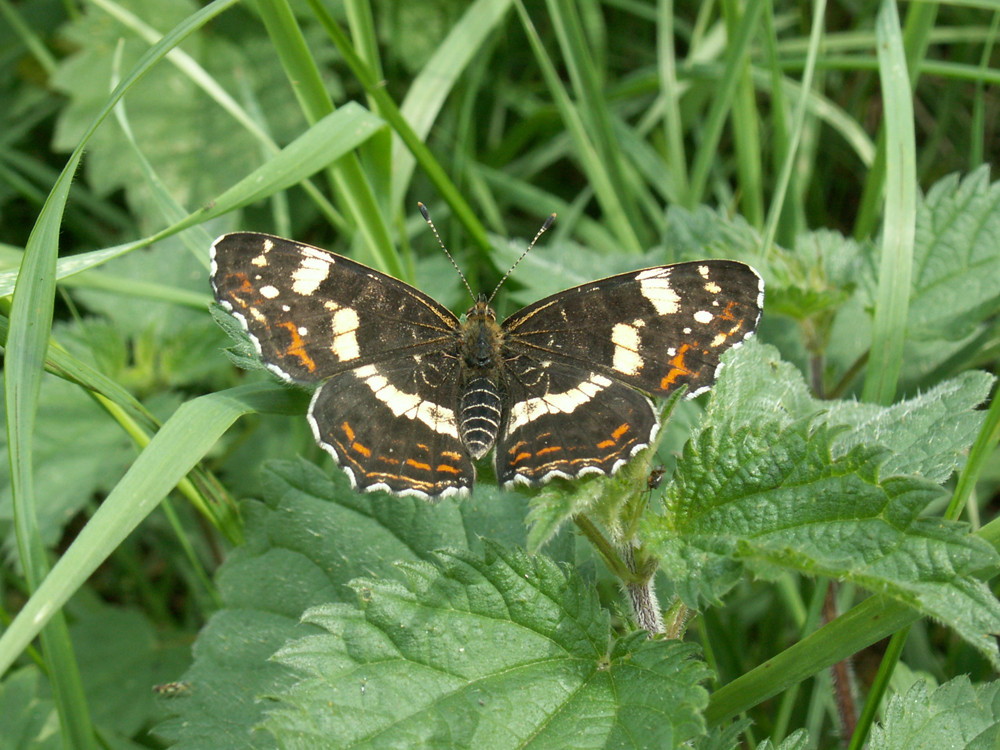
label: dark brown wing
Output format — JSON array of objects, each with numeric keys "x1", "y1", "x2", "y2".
[
  {"x1": 494, "y1": 356, "x2": 659, "y2": 488},
  {"x1": 309, "y1": 351, "x2": 474, "y2": 498},
  {"x1": 501, "y1": 261, "x2": 763, "y2": 399},
  {"x1": 211, "y1": 232, "x2": 459, "y2": 382}
]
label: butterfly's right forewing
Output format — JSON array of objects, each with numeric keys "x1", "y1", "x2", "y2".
[{"x1": 210, "y1": 232, "x2": 459, "y2": 383}]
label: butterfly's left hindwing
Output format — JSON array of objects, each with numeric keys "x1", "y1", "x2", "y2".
[
  {"x1": 210, "y1": 233, "x2": 458, "y2": 382},
  {"x1": 496, "y1": 357, "x2": 659, "y2": 487}
]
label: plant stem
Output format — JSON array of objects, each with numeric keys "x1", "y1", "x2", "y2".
[{"x1": 619, "y1": 544, "x2": 664, "y2": 636}]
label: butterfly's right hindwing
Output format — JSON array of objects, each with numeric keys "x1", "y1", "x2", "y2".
[{"x1": 210, "y1": 232, "x2": 459, "y2": 383}]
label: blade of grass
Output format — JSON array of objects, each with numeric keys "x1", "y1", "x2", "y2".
[
  {"x1": 3, "y1": 0, "x2": 241, "y2": 742},
  {"x1": 390, "y1": 0, "x2": 513, "y2": 209},
  {"x1": 706, "y1": 594, "x2": 921, "y2": 727},
  {"x1": 687, "y1": 0, "x2": 766, "y2": 207},
  {"x1": 657, "y1": 0, "x2": 690, "y2": 199},
  {"x1": 514, "y1": 0, "x2": 642, "y2": 255},
  {"x1": 861, "y1": 0, "x2": 916, "y2": 406},
  {"x1": 852, "y1": 1, "x2": 936, "y2": 240},
  {"x1": 0, "y1": 384, "x2": 299, "y2": 680},
  {"x1": 0, "y1": 103, "x2": 384, "y2": 297},
  {"x1": 305, "y1": 0, "x2": 498, "y2": 258},
  {"x1": 720, "y1": 0, "x2": 764, "y2": 227},
  {"x1": 546, "y1": 0, "x2": 647, "y2": 246},
  {"x1": 343, "y1": 0, "x2": 393, "y2": 204},
  {"x1": 762, "y1": 0, "x2": 827, "y2": 253},
  {"x1": 255, "y1": 0, "x2": 402, "y2": 278}
]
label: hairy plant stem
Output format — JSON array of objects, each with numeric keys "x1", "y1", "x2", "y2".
[{"x1": 619, "y1": 543, "x2": 664, "y2": 636}]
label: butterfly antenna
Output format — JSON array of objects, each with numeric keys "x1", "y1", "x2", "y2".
[
  {"x1": 418, "y1": 202, "x2": 476, "y2": 302},
  {"x1": 486, "y1": 213, "x2": 556, "y2": 305}
]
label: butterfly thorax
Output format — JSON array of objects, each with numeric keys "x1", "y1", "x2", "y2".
[{"x1": 457, "y1": 296, "x2": 505, "y2": 459}]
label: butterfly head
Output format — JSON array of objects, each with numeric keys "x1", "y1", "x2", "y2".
[{"x1": 460, "y1": 296, "x2": 502, "y2": 369}]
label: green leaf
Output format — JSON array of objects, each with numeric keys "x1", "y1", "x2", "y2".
[
  {"x1": 907, "y1": 168, "x2": 1000, "y2": 341},
  {"x1": 70, "y1": 604, "x2": 191, "y2": 738},
  {"x1": 156, "y1": 459, "x2": 531, "y2": 747},
  {"x1": 758, "y1": 730, "x2": 810, "y2": 750},
  {"x1": 0, "y1": 373, "x2": 135, "y2": 556},
  {"x1": 0, "y1": 667, "x2": 61, "y2": 750},
  {"x1": 51, "y1": 0, "x2": 307, "y2": 219},
  {"x1": 870, "y1": 677, "x2": 1000, "y2": 750},
  {"x1": 824, "y1": 371, "x2": 994, "y2": 483},
  {"x1": 706, "y1": 341, "x2": 993, "y2": 484},
  {"x1": 265, "y1": 542, "x2": 711, "y2": 749},
  {"x1": 644, "y1": 414, "x2": 1000, "y2": 666}
]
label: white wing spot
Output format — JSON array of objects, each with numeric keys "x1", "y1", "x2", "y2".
[
  {"x1": 693, "y1": 310, "x2": 714, "y2": 324},
  {"x1": 298, "y1": 326, "x2": 308, "y2": 336},
  {"x1": 710, "y1": 332, "x2": 728, "y2": 348},
  {"x1": 636, "y1": 268, "x2": 680, "y2": 315},
  {"x1": 291, "y1": 250, "x2": 331, "y2": 295},
  {"x1": 611, "y1": 323, "x2": 643, "y2": 376},
  {"x1": 251, "y1": 253, "x2": 268, "y2": 267},
  {"x1": 698, "y1": 265, "x2": 710, "y2": 278},
  {"x1": 259, "y1": 285, "x2": 279, "y2": 299},
  {"x1": 704, "y1": 280, "x2": 721, "y2": 294},
  {"x1": 330, "y1": 307, "x2": 360, "y2": 361}
]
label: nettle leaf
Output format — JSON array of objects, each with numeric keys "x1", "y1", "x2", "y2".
[
  {"x1": 706, "y1": 342, "x2": 993, "y2": 484},
  {"x1": 265, "y1": 543, "x2": 710, "y2": 749},
  {"x1": 644, "y1": 342, "x2": 1000, "y2": 665},
  {"x1": 907, "y1": 167, "x2": 1000, "y2": 342},
  {"x1": 661, "y1": 206, "x2": 761, "y2": 264},
  {"x1": 842, "y1": 168, "x2": 1000, "y2": 390},
  {"x1": 155, "y1": 459, "x2": 532, "y2": 747},
  {"x1": 870, "y1": 677, "x2": 1000, "y2": 750},
  {"x1": 51, "y1": 0, "x2": 313, "y2": 222},
  {"x1": 644, "y1": 415, "x2": 1000, "y2": 665},
  {"x1": 824, "y1": 371, "x2": 994, "y2": 483}
]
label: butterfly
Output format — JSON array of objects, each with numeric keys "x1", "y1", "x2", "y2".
[{"x1": 210, "y1": 215, "x2": 763, "y2": 498}]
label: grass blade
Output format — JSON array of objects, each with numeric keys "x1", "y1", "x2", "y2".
[
  {"x1": 861, "y1": 0, "x2": 916, "y2": 405},
  {"x1": 0, "y1": 384, "x2": 298, "y2": 680}
]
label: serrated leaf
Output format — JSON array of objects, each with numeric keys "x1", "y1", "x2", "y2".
[
  {"x1": 156, "y1": 459, "x2": 533, "y2": 747},
  {"x1": 907, "y1": 168, "x2": 1000, "y2": 341},
  {"x1": 265, "y1": 543, "x2": 711, "y2": 749},
  {"x1": 51, "y1": 0, "x2": 308, "y2": 220},
  {"x1": 757, "y1": 730, "x2": 810, "y2": 750},
  {"x1": 706, "y1": 341, "x2": 993, "y2": 484},
  {"x1": 691, "y1": 718, "x2": 752, "y2": 750},
  {"x1": 825, "y1": 370, "x2": 994, "y2": 482},
  {"x1": 661, "y1": 206, "x2": 762, "y2": 263},
  {"x1": 870, "y1": 676, "x2": 1000, "y2": 750},
  {"x1": 643, "y1": 416, "x2": 1000, "y2": 666}
]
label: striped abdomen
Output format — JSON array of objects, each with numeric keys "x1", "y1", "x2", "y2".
[{"x1": 460, "y1": 376, "x2": 502, "y2": 459}]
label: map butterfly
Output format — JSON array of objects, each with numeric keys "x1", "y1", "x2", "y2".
[{"x1": 210, "y1": 215, "x2": 763, "y2": 499}]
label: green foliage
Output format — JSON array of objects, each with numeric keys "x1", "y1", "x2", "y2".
[
  {"x1": 2, "y1": 0, "x2": 1000, "y2": 747},
  {"x1": 869, "y1": 677, "x2": 1000, "y2": 750}
]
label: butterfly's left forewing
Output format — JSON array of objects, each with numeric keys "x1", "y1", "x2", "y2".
[{"x1": 502, "y1": 260, "x2": 763, "y2": 399}]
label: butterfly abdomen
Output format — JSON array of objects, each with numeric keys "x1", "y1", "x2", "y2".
[{"x1": 460, "y1": 376, "x2": 502, "y2": 459}]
